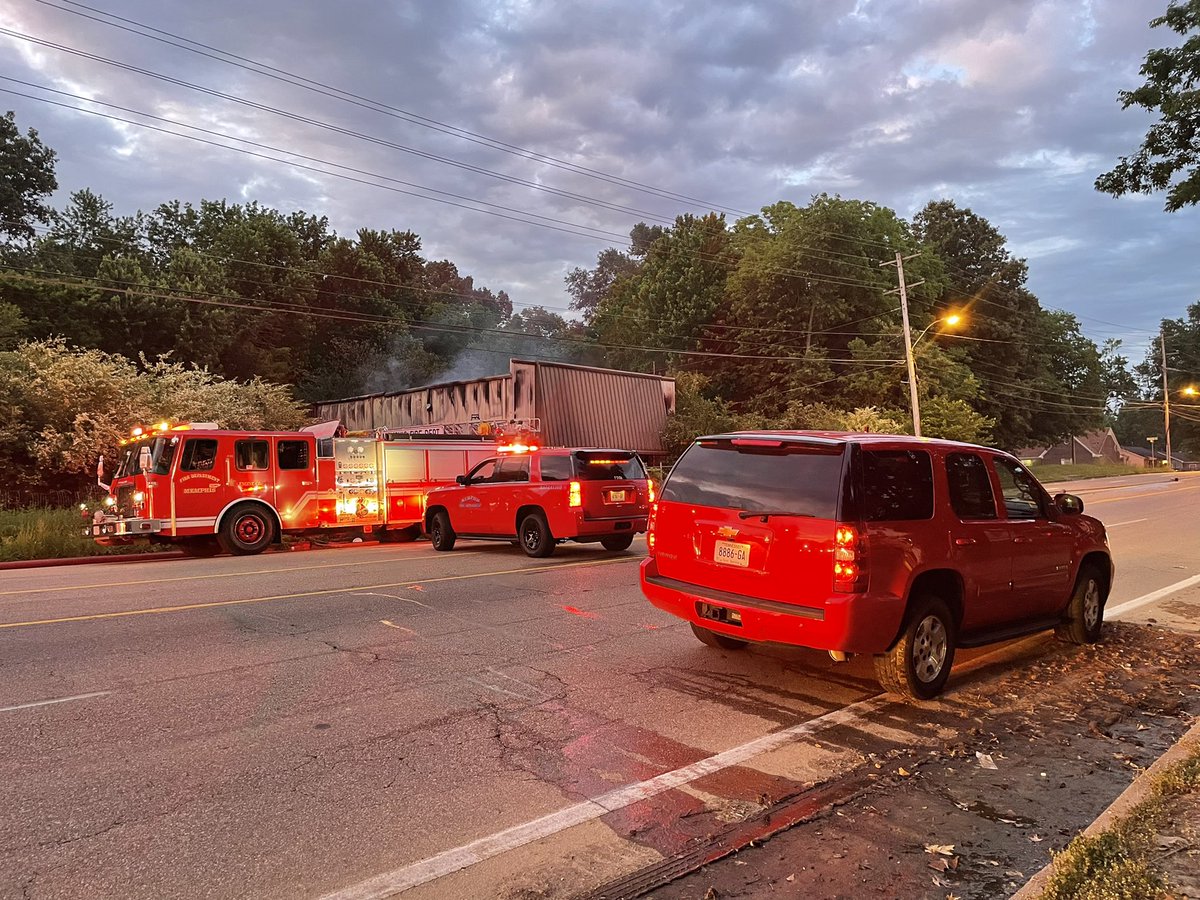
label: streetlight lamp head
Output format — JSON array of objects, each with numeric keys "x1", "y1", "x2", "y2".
[
  {"x1": 1184, "y1": 386, "x2": 1198, "y2": 397},
  {"x1": 944, "y1": 313, "x2": 962, "y2": 327}
]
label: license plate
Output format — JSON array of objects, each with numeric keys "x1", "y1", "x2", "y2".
[
  {"x1": 607, "y1": 490, "x2": 627, "y2": 502},
  {"x1": 713, "y1": 540, "x2": 751, "y2": 568}
]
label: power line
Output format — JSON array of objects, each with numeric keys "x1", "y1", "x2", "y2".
[
  {"x1": 0, "y1": 268, "x2": 908, "y2": 366},
  {"x1": 35, "y1": 0, "x2": 758, "y2": 219}
]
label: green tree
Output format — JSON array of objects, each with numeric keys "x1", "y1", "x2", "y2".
[
  {"x1": 1096, "y1": 0, "x2": 1200, "y2": 211},
  {"x1": 0, "y1": 111, "x2": 57, "y2": 247},
  {"x1": 0, "y1": 302, "x2": 24, "y2": 350},
  {"x1": 591, "y1": 213, "x2": 735, "y2": 372},
  {"x1": 0, "y1": 338, "x2": 308, "y2": 489}
]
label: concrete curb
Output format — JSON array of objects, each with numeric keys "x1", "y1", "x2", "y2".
[
  {"x1": 0, "y1": 551, "x2": 185, "y2": 570},
  {"x1": 1010, "y1": 716, "x2": 1200, "y2": 899},
  {"x1": 0, "y1": 538, "x2": 388, "y2": 571}
]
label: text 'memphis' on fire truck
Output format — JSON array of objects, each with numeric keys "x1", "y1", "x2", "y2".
[{"x1": 83, "y1": 418, "x2": 544, "y2": 557}]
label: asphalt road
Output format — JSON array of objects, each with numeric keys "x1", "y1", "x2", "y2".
[{"x1": 1, "y1": 473, "x2": 1198, "y2": 899}]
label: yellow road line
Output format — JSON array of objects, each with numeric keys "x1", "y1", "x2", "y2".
[
  {"x1": 0, "y1": 548, "x2": 487, "y2": 597},
  {"x1": 0, "y1": 556, "x2": 640, "y2": 630},
  {"x1": 1088, "y1": 483, "x2": 1200, "y2": 506}
]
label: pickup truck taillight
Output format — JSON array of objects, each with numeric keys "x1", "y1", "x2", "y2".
[
  {"x1": 833, "y1": 524, "x2": 868, "y2": 593},
  {"x1": 647, "y1": 480, "x2": 656, "y2": 503},
  {"x1": 646, "y1": 501, "x2": 658, "y2": 555}
]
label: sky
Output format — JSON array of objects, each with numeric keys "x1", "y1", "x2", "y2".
[{"x1": 0, "y1": 0, "x2": 1193, "y2": 368}]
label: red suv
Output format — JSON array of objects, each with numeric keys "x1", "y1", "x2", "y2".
[
  {"x1": 640, "y1": 432, "x2": 1113, "y2": 699},
  {"x1": 425, "y1": 448, "x2": 651, "y2": 557}
]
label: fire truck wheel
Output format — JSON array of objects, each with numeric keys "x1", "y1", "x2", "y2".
[
  {"x1": 430, "y1": 511, "x2": 456, "y2": 551},
  {"x1": 179, "y1": 536, "x2": 221, "y2": 558},
  {"x1": 600, "y1": 534, "x2": 635, "y2": 552},
  {"x1": 519, "y1": 511, "x2": 555, "y2": 558},
  {"x1": 219, "y1": 503, "x2": 276, "y2": 555}
]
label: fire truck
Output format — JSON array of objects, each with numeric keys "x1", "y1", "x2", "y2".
[{"x1": 85, "y1": 418, "x2": 542, "y2": 556}]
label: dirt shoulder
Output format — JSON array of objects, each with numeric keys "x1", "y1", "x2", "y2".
[{"x1": 647, "y1": 622, "x2": 1200, "y2": 900}]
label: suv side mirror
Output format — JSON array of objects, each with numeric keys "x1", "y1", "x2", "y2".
[
  {"x1": 456, "y1": 474, "x2": 469, "y2": 486},
  {"x1": 1054, "y1": 493, "x2": 1084, "y2": 516}
]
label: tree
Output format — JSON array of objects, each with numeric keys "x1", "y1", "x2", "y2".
[
  {"x1": 0, "y1": 302, "x2": 24, "y2": 350},
  {"x1": 0, "y1": 111, "x2": 57, "y2": 247},
  {"x1": 0, "y1": 338, "x2": 308, "y2": 489},
  {"x1": 1096, "y1": 0, "x2": 1200, "y2": 211}
]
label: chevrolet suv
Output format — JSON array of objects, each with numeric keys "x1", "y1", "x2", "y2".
[
  {"x1": 425, "y1": 448, "x2": 651, "y2": 557},
  {"x1": 640, "y1": 432, "x2": 1113, "y2": 699}
]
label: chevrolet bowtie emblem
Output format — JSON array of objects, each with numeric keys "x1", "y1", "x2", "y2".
[{"x1": 716, "y1": 525, "x2": 739, "y2": 539}]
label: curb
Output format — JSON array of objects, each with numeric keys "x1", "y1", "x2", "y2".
[
  {"x1": 0, "y1": 538, "x2": 389, "y2": 571},
  {"x1": 1010, "y1": 716, "x2": 1200, "y2": 899},
  {"x1": 0, "y1": 551, "x2": 186, "y2": 570}
]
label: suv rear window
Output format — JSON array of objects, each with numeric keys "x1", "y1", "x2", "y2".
[
  {"x1": 861, "y1": 450, "x2": 934, "y2": 521},
  {"x1": 662, "y1": 439, "x2": 843, "y2": 517},
  {"x1": 573, "y1": 452, "x2": 646, "y2": 481}
]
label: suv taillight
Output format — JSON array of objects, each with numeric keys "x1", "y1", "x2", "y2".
[
  {"x1": 647, "y1": 501, "x2": 658, "y2": 555},
  {"x1": 833, "y1": 524, "x2": 867, "y2": 593},
  {"x1": 568, "y1": 481, "x2": 582, "y2": 508},
  {"x1": 647, "y1": 480, "x2": 656, "y2": 504}
]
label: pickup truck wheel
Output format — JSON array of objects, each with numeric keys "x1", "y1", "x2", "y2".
[
  {"x1": 218, "y1": 504, "x2": 275, "y2": 556},
  {"x1": 519, "y1": 512, "x2": 555, "y2": 558},
  {"x1": 429, "y1": 511, "x2": 456, "y2": 552},
  {"x1": 1055, "y1": 564, "x2": 1106, "y2": 644},
  {"x1": 691, "y1": 622, "x2": 748, "y2": 650},
  {"x1": 601, "y1": 534, "x2": 634, "y2": 552},
  {"x1": 874, "y1": 595, "x2": 956, "y2": 701},
  {"x1": 179, "y1": 536, "x2": 221, "y2": 558}
]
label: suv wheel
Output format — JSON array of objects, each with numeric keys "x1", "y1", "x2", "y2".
[
  {"x1": 429, "y1": 511, "x2": 456, "y2": 552},
  {"x1": 519, "y1": 512, "x2": 555, "y2": 558},
  {"x1": 691, "y1": 622, "x2": 748, "y2": 650},
  {"x1": 1056, "y1": 564, "x2": 1107, "y2": 644},
  {"x1": 601, "y1": 534, "x2": 634, "y2": 552},
  {"x1": 874, "y1": 595, "x2": 956, "y2": 701}
]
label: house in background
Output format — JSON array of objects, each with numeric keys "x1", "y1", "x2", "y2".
[
  {"x1": 1123, "y1": 446, "x2": 1200, "y2": 471},
  {"x1": 1016, "y1": 428, "x2": 1125, "y2": 467}
]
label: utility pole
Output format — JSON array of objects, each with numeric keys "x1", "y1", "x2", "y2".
[
  {"x1": 1161, "y1": 334, "x2": 1173, "y2": 471},
  {"x1": 882, "y1": 252, "x2": 925, "y2": 437}
]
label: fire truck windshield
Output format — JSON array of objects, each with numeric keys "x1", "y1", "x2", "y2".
[{"x1": 116, "y1": 437, "x2": 177, "y2": 477}]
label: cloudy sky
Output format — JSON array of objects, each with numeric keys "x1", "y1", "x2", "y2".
[{"x1": 0, "y1": 0, "x2": 1192, "y2": 365}]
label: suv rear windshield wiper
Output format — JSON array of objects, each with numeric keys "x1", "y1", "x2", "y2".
[{"x1": 737, "y1": 510, "x2": 817, "y2": 520}]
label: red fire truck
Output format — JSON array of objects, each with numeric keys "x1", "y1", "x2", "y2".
[{"x1": 85, "y1": 418, "x2": 541, "y2": 556}]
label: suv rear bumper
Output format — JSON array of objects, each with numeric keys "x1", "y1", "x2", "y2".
[
  {"x1": 570, "y1": 514, "x2": 647, "y2": 537},
  {"x1": 639, "y1": 558, "x2": 905, "y2": 654}
]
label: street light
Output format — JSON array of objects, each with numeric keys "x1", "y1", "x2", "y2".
[
  {"x1": 1184, "y1": 386, "x2": 1198, "y2": 398},
  {"x1": 903, "y1": 313, "x2": 965, "y2": 436}
]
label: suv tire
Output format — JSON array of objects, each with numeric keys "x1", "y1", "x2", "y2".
[
  {"x1": 519, "y1": 511, "x2": 555, "y2": 558},
  {"x1": 1055, "y1": 564, "x2": 1106, "y2": 645},
  {"x1": 874, "y1": 595, "x2": 956, "y2": 701},
  {"x1": 691, "y1": 622, "x2": 749, "y2": 650},
  {"x1": 429, "y1": 511, "x2": 456, "y2": 552},
  {"x1": 218, "y1": 503, "x2": 275, "y2": 556},
  {"x1": 601, "y1": 534, "x2": 635, "y2": 552}
]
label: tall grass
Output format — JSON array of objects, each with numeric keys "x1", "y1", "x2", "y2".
[{"x1": 0, "y1": 507, "x2": 124, "y2": 561}]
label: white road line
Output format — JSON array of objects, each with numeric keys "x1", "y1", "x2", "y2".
[
  {"x1": 0, "y1": 690, "x2": 112, "y2": 713},
  {"x1": 1109, "y1": 574, "x2": 1200, "y2": 619},
  {"x1": 317, "y1": 696, "x2": 893, "y2": 900},
  {"x1": 319, "y1": 635, "x2": 1048, "y2": 900},
  {"x1": 1107, "y1": 518, "x2": 1148, "y2": 528}
]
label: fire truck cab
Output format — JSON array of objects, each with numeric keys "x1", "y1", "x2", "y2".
[{"x1": 88, "y1": 420, "x2": 534, "y2": 556}]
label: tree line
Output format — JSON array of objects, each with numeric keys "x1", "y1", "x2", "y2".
[{"x1": 3, "y1": 105, "x2": 1199, "y2": 493}]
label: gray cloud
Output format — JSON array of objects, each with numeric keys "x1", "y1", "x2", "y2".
[{"x1": 0, "y1": 0, "x2": 1191, "y2": 368}]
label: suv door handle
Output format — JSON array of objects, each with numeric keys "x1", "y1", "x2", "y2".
[
  {"x1": 1013, "y1": 536, "x2": 1033, "y2": 544},
  {"x1": 954, "y1": 537, "x2": 976, "y2": 546}
]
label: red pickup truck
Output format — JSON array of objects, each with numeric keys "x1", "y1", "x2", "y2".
[{"x1": 424, "y1": 448, "x2": 652, "y2": 557}]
